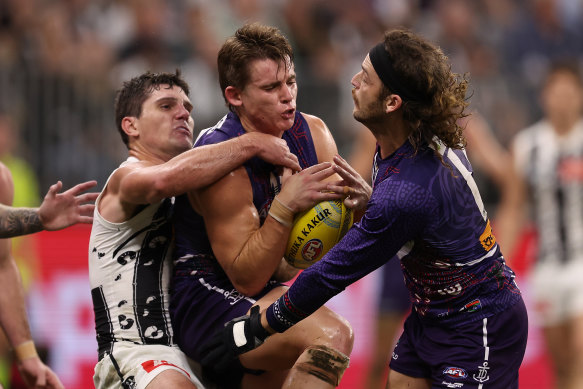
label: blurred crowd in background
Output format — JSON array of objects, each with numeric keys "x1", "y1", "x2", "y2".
[
  {"x1": 0, "y1": 0, "x2": 582, "y2": 387},
  {"x1": 1, "y1": 0, "x2": 583, "y2": 210}
]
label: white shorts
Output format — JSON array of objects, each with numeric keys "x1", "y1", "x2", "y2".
[
  {"x1": 93, "y1": 342, "x2": 205, "y2": 389},
  {"x1": 531, "y1": 261, "x2": 583, "y2": 326}
]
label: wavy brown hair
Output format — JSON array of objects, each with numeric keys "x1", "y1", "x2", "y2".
[
  {"x1": 217, "y1": 23, "x2": 294, "y2": 112},
  {"x1": 381, "y1": 29, "x2": 469, "y2": 154}
]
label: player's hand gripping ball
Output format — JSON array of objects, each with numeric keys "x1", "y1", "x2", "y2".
[{"x1": 284, "y1": 199, "x2": 353, "y2": 269}]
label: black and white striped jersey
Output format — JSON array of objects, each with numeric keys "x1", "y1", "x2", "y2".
[
  {"x1": 513, "y1": 120, "x2": 583, "y2": 266},
  {"x1": 89, "y1": 158, "x2": 175, "y2": 360}
]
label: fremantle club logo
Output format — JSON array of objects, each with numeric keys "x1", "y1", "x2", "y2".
[
  {"x1": 473, "y1": 362, "x2": 491, "y2": 383},
  {"x1": 302, "y1": 239, "x2": 323, "y2": 262}
]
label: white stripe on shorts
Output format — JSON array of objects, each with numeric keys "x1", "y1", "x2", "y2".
[{"x1": 479, "y1": 317, "x2": 490, "y2": 389}]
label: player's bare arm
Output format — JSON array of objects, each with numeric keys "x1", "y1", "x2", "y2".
[
  {"x1": 194, "y1": 163, "x2": 339, "y2": 296},
  {"x1": 0, "y1": 205, "x2": 42, "y2": 238},
  {"x1": 492, "y1": 144, "x2": 528, "y2": 259},
  {"x1": 116, "y1": 134, "x2": 300, "y2": 207},
  {"x1": 0, "y1": 165, "x2": 64, "y2": 389},
  {"x1": 0, "y1": 165, "x2": 33, "y2": 346},
  {"x1": 0, "y1": 168, "x2": 97, "y2": 238}
]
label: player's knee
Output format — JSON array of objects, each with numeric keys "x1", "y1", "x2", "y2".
[
  {"x1": 295, "y1": 345, "x2": 350, "y2": 387},
  {"x1": 319, "y1": 312, "x2": 354, "y2": 355}
]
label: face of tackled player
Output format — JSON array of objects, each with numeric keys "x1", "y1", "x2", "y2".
[{"x1": 232, "y1": 57, "x2": 297, "y2": 137}]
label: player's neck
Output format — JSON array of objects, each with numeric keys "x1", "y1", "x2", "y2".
[
  {"x1": 128, "y1": 147, "x2": 171, "y2": 165},
  {"x1": 237, "y1": 112, "x2": 285, "y2": 138},
  {"x1": 370, "y1": 119, "x2": 410, "y2": 159}
]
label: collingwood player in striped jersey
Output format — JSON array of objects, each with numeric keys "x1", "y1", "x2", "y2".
[
  {"x1": 499, "y1": 61, "x2": 583, "y2": 389},
  {"x1": 89, "y1": 70, "x2": 300, "y2": 389}
]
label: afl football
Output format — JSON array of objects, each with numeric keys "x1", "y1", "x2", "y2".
[{"x1": 284, "y1": 199, "x2": 353, "y2": 269}]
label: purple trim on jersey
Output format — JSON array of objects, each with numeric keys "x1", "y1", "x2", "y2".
[{"x1": 266, "y1": 140, "x2": 522, "y2": 332}]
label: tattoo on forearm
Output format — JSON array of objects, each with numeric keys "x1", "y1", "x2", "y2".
[{"x1": 0, "y1": 209, "x2": 42, "y2": 238}]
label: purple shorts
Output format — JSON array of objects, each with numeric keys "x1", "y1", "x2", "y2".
[
  {"x1": 170, "y1": 273, "x2": 282, "y2": 362},
  {"x1": 378, "y1": 258, "x2": 411, "y2": 314},
  {"x1": 390, "y1": 298, "x2": 528, "y2": 388}
]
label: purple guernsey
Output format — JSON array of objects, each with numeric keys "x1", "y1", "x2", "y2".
[{"x1": 267, "y1": 139, "x2": 522, "y2": 331}]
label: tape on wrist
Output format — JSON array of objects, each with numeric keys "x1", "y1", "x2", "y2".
[
  {"x1": 268, "y1": 197, "x2": 294, "y2": 228},
  {"x1": 14, "y1": 340, "x2": 38, "y2": 361}
]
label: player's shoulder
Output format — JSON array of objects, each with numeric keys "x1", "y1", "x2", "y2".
[
  {"x1": 195, "y1": 114, "x2": 236, "y2": 147},
  {"x1": 300, "y1": 112, "x2": 327, "y2": 132},
  {"x1": 196, "y1": 126, "x2": 227, "y2": 146},
  {"x1": 365, "y1": 175, "x2": 436, "y2": 231},
  {"x1": 106, "y1": 158, "x2": 154, "y2": 192},
  {"x1": 115, "y1": 158, "x2": 153, "y2": 175},
  {"x1": 376, "y1": 152, "x2": 438, "y2": 197},
  {"x1": 299, "y1": 112, "x2": 336, "y2": 156}
]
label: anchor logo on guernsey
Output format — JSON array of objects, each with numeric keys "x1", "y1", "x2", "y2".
[{"x1": 473, "y1": 362, "x2": 490, "y2": 383}]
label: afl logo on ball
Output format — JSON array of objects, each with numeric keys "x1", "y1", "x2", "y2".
[{"x1": 302, "y1": 239, "x2": 323, "y2": 262}]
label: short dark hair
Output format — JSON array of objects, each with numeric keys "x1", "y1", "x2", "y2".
[
  {"x1": 217, "y1": 23, "x2": 294, "y2": 111},
  {"x1": 114, "y1": 70, "x2": 190, "y2": 148}
]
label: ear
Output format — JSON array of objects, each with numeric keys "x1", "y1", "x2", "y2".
[
  {"x1": 385, "y1": 94, "x2": 403, "y2": 114},
  {"x1": 121, "y1": 117, "x2": 138, "y2": 138},
  {"x1": 225, "y1": 86, "x2": 243, "y2": 108}
]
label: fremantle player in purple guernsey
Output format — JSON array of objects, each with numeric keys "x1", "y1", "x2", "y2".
[
  {"x1": 169, "y1": 24, "x2": 367, "y2": 389},
  {"x1": 202, "y1": 29, "x2": 528, "y2": 389}
]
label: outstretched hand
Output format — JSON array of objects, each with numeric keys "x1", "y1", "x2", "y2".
[
  {"x1": 39, "y1": 180, "x2": 99, "y2": 231},
  {"x1": 200, "y1": 306, "x2": 270, "y2": 375},
  {"x1": 327, "y1": 154, "x2": 372, "y2": 211},
  {"x1": 18, "y1": 357, "x2": 64, "y2": 389}
]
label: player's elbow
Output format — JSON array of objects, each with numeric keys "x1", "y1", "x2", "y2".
[
  {"x1": 227, "y1": 252, "x2": 276, "y2": 296},
  {"x1": 147, "y1": 177, "x2": 173, "y2": 202},
  {"x1": 121, "y1": 171, "x2": 171, "y2": 204},
  {"x1": 143, "y1": 170, "x2": 186, "y2": 202},
  {"x1": 139, "y1": 183, "x2": 167, "y2": 204},
  {"x1": 231, "y1": 278, "x2": 264, "y2": 297},
  {"x1": 228, "y1": 265, "x2": 267, "y2": 296}
]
